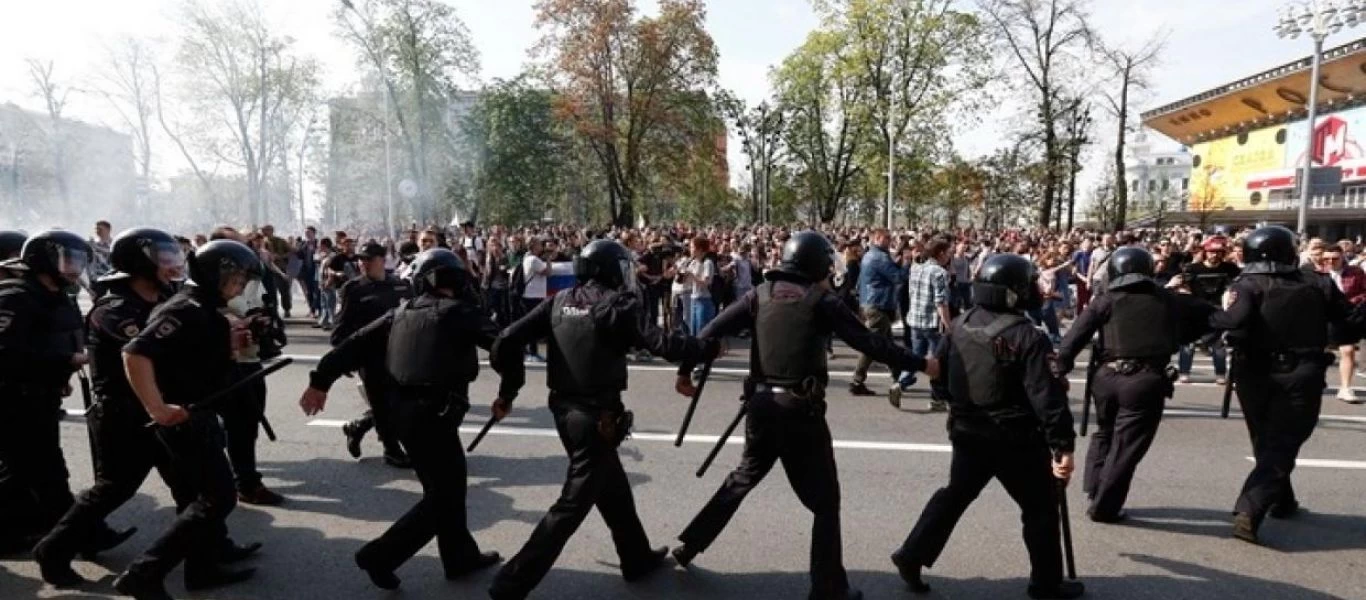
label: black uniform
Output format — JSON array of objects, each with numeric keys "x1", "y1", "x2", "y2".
[
  {"x1": 487, "y1": 282, "x2": 714, "y2": 600},
  {"x1": 119, "y1": 286, "x2": 240, "y2": 582},
  {"x1": 334, "y1": 273, "x2": 413, "y2": 457},
  {"x1": 674, "y1": 279, "x2": 926, "y2": 600},
  {"x1": 310, "y1": 291, "x2": 520, "y2": 581},
  {"x1": 893, "y1": 306, "x2": 1077, "y2": 596},
  {"x1": 33, "y1": 280, "x2": 182, "y2": 572},
  {"x1": 1056, "y1": 283, "x2": 1215, "y2": 520},
  {"x1": 1210, "y1": 268, "x2": 1357, "y2": 536},
  {"x1": 0, "y1": 276, "x2": 85, "y2": 546}
]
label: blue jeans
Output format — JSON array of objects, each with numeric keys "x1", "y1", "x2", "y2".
[
  {"x1": 318, "y1": 288, "x2": 337, "y2": 327},
  {"x1": 1178, "y1": 336, "x2": 1227, "y2": 377},
  {"x1": 899, "y1": 328, "x2": 941, "y2": 387},
  {"x1": 690, "y1": 297, "x2": 715, "y2": 336}
]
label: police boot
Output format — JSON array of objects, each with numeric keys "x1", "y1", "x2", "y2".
[
  {"x1": 184, "y1": 564, "x2": 256, "y2": 591},
  {"x1": 622, "y1": 546, "x2": 670, "y2": 582},
  {"x1": 382, "y1": 445, "x2": 412, "y2": 469},
  {"x1": 342, "y1": 420, "x2": 371, "y2": 459},
  {"x1": 33, "y1": 543, "x2": 85, "y2": 587},
  {"x1": 445, "y1": 551, "x2": 501, "y2": 579},
  {"x1": 355, "y1": 552, "x2": 400, "y2": 590},
  {"x1": 1026, "y1": 580, "x2": 1085, "y2": 599},
  {"x1": 1232, "y1": 512, "x2": 1260, "y2": 544},
  {"x1": 1269, "y1": 500, "x2": 1301, "y2": 520},
  {"x1": 216, "y1": 538, "x2": 263, "y2": 564},
  {"x1": 890, "y1": 552, "x2": 931, "y2": 594},
  {"x1": 113, "y1": 570, "x2": 174, "y2": 600}
]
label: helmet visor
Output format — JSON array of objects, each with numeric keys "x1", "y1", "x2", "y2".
[
  {"x1": 151, "y1": 242, "x2": 188, "y2": 282},
  {"x1": 617, "y1": 257, "x2": 638, "y2": 293},
  {"x1": 54, "y1": 246, "x2": 91, "y2": 282}
]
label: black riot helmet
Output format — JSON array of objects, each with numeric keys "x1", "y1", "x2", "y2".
[
  {"x1": 972, "y1": 253, "x2": 1041, "y2": 311},
  {"x1": 21, "y1": 229, "x2": 92, "y2": 285},
  {"x1": 188, "y1": 239, "x2": 263, "y2": 297},
  {"x1": 574, "y1": 239, "x2": 636, "y2": 291},
  {"x1": 409, "y1": 248, "x2": 471, "y2": 296},
  {"x1": 1106, "y1": 246, "x2": 1156, "y2": 290},
  {"x1": 108, "y1": 227, "x2": 187, "y2": 285},
  {"x1": 0, "y1": 230, "x2": 26, "y2": 260},
  {"x1": 776, "y1": 231, "x2": 836, "y2": 283},
  {"x1": 1241, "y1": 225, "x2": 1299, "y2": 275}
]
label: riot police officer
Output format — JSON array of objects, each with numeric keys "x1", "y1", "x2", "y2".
[
  {"x1": 113, "y1": 240, "x2": 265, "y2": 600},
  {"x1": 891, "y1": 254, "x2": 1081, "y2": 600},
  {"x1": 300, "y1": 248, "x2": 520, "y2": 590},
  {"x1": 336, "y1": 242, "x2": 414, "y2": 466},
  {"x1": 1056, "y1": 247, "x2": 1215, "y2": 523},
  {"x1": 670, "y1": 231, "x2": 935, "y2": 600},
  {"x1": 0, "y1": 230, "x2": 131, "y2": 555},
  {"x1": 1209, "y1": 226, "x2": 1359, "y2": 544},
  {"x1": 0, "y1": 230, "x2": 25, "y2": 278},
  {"x1": 487, "y1": 239, "x2": 720, "y2": 600}
]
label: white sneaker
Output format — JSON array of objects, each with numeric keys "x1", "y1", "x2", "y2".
[{"x1": 1337, "y1": 389, "x2": 1362, "y2": 404}]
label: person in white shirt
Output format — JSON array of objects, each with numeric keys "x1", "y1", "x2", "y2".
[
  {"x1": 521, "y1": 239, "x2": 552, "y2": 360},
  {"x1": 668, "y1": 253, "x2": 693, "y2": 334},
  {"x1": 687, "y1": 237, "x2": 717, "y2": 334}
]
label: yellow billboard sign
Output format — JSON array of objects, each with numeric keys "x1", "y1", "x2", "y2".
[{"x1": 1188, "y1": 125, "x2": 1286, "y2": 211}]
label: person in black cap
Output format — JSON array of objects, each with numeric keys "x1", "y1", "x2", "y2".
[
  {"x1": 337, "y1": 242, "x2": 414, "y2": 466},
  {"x1": 1056, "y1": 247, "x2": 1215, "y2": 523},
  {"x1": 670, "y1": 231, "x2": 936, "y2": 600},
  {"x1": 0, "y1": 230, "x2": 134, "y2": 556},
  {"x1": 112, "y1": 239, "x2": 265, "y2": 600},
  {"x1": 890, "y1": 254, "x2": 1081, "y2": 600},
  {"x1": 301, "y1": 248, "x2": 520, "y2": 591},
  {"x1": 1209, "y1": 226, "x2": 1362, "y2": 544},
  {"x1": 487, "y1": 239, "x2": 720, "y2": 600}
]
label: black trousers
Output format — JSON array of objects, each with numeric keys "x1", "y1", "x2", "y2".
[
  {"x1": 36, "y1": 399, "x2": 192, "y2": 562},
  {"x1": 0, "y1": 391, "x2": 74, "y2": 543},
  {"x1": 355, "y1": 396, "x2": 484, "y2": 574},
  {"x1": 125, "y1": 412, "x2": 238, "y2": 580},
  {"x1": 221, "y1": 362, "x2": 266, "y2": 493},
  {"x1": 491, "y1": 403, "x2": 653, "y2": 598},
  {"x1": 1233, "y1": 358, "x2": 1325, "y2": 522},
  {"x1": 350, "y1": 369, "x2": 402, "y2": 453},
  {"x1": 677, "y1": 394, "x2": 848, "y2": 599},
  {"x1": 894, "y1": 434, "x2": 1063, "y2": 587},
  {"x1": 1084, "y1": 367, "x2": 1168, "y2": 518}
]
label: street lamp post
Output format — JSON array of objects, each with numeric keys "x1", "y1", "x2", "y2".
[{"x1": 1275, "y1": 0, "x2": 1363, "y2": 237}]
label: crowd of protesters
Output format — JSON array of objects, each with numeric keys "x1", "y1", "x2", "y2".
[{"x1": 78, "y1": 218, "x2": 1366, "y2": 406}]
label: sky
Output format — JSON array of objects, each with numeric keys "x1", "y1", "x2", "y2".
[{"x1": 0, "y1": 0, "x2": 1343, "y2": 211}]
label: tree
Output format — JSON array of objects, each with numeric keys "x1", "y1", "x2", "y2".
[
  {"x1": 773, "y1": 28, "x2": 868, "y2": 223},
  {"x1": 980, "y1": 0, "x2": 1093, "y2": 228},
  {"x1": 176, "y1": 0, "x2": 322, "y2": 225},
  {"x1": 1100, "y1": 33, "x2": 1165, "y2": 231},
  {"x1": 97, "y1": 37, "x2": 162, "y2": 214},
  {"x1": 817, "y1": 0, "x2": 989, "y2": 225},
  {"x1": 532, "y1": 0, "x2": 719, "y2": 227},
  {"x1": 26, "y1": 59, "x2": 72, "y2": 219},
  {"x1": 337, "y1": 0, "x2": 481, "y2": 223},
  {"x1": 463, "y1": 76, "x2": 566, "y2": 225},
  {"x1": 715, "y1": 90, "x2": 783, "y2": 224}
]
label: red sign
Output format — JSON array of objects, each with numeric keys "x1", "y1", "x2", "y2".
[{"x1": 1313, "y1": 116, "x2": 1349, "y2": 166}]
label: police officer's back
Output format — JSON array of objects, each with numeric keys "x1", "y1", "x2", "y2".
[
  {"x1": 1209, "y1": 226, "x2": 1360, "y2": 544},
  {"x1": 893, "y1": 254, "x2": 1082, "y2": 600},
  {"x1": 302, "y1": 249, "x2": 517, "y2": 591},
  {"x1": 1056, "y1": 247, "x2": 1214, "y2": 523},
  {"x1": 488, "y1": 240, "x2": 718, "y2": 600}
]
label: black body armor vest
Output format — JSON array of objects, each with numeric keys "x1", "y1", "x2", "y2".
[
  {"x1": 947, "y1": 309, "x2": 1031, "y2": 411},
  {"x1": 547, "y1": 291, "x2": 628, "y2": 397},
  {"x1": 1255, "y1": 275, "x2": 1327, "y2": 353},
  {"x1": 1101, "y1": 290, "x2": 1177, "y2": 359},
  {"x1": 751, "y1": 282, "x2": 828, "y2": 386},
  {"x1": 0, "y1": 278, "x2": 82, "y2": 388},
  {"x1": 386, "y1": 298, "x2": 475, "y2": 388}
]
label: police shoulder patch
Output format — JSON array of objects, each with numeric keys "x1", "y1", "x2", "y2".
[
  {"x1": 153, "y1": 316, "x2": 182, "y2": 338},
  {"x1": 0, "y1": 309, "x2": 13, "y2": 334}
]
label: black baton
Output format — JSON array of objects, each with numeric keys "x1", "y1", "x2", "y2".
[
  {"x1": 466, "y1": 415, "x2": 500, "y2": 453},
  {"x1": 1221, "y1": 350, "x2": 1236, "y2": 419},
  {"x1": 676, "y1": 360, "x2": 713, "y2": 446},
  {"x1": 696, "y1": 400, "x2": 747, "y2": 478},
  {"x1": 1080, "y1": 340, "x2": 1099, "y2": 437},
  {"x1": 144, "y1": 357, "x2": 294, "y2": 428},
  {"x1": 1056, "y1": 472, "x2": 1077, "y2": 580},
  {"x1": 260, "y1": 414, "x2": 278, "y2": 442}
]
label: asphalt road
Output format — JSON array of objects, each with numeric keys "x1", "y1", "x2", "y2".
[{"x1": 3, "y1": 317, "x2": 1365, "y2": 600}]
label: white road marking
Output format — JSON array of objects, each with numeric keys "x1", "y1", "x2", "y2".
[
  {"x1": 1164, "y1": 408, "x2": 1366, "y2": 425},
  {"x1": 1244, "y1": 457, "x2": 1366, "y2": 470}
]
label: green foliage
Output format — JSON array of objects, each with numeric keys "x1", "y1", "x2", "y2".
[{"x1": 463, "y1": 77, "x2": 566, "y2": 225}]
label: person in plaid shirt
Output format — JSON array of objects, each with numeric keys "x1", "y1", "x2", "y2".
[{"x1": 897, "y1": 238, "x2": 953, "y2": 411}]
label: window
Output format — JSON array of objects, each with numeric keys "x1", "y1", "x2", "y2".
[
  {"x1": 1131, "y1": 180, "x2": 1139, "y2": 192},
  {"x1": 1148, "y1": 180, "x2": 1157, "y2": 192},
  {"x1": 1161, "y1": 179, "x2": 1170, "y2": 191},
  {"x1": 1182, "y1": 178, "x2": 1189, "y2": 191}
]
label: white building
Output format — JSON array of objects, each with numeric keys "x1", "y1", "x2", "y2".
[{"x1": 1125, "y1": 129, "x2": 1192, "y2": 213}]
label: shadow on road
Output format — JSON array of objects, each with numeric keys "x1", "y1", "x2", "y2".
[{"x1": 1123, "y1": 506, "x2": 1366, "y2": 553}]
